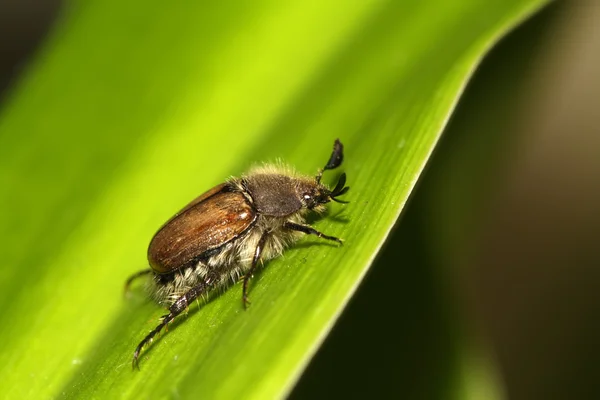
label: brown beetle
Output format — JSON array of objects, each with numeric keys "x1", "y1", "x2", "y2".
[{"x1": 126, "y1": 139, "x2": 349, "y2": 368}]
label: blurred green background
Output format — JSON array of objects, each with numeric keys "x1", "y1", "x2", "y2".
[{"x1": 2, "y1": 0, "x2": 599, "y2": 399}]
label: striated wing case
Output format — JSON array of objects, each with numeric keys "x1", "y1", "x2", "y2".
[{"x1": 148, "y1": 186, "x2": 256, "y2": 273}]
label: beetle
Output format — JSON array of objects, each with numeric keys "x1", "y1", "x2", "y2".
[{"x1": 125, "y1": 139, "x2": 349, "y2": 368}]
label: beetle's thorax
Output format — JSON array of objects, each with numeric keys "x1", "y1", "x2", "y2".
[{"x1": 242, "y1": 173, "x2": 309, "y2": 217}]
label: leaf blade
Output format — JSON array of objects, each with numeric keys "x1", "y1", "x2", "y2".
[{"x1": 0, "y1": 0, "x2": 549, "y2": 398}]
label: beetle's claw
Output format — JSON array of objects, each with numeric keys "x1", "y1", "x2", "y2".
[
  {"x1": 243, "y1": 296, "x2": 252, "y2": 310},
  {"x1": 132, "y1": 352, "x2": 141, "y2": 370}
]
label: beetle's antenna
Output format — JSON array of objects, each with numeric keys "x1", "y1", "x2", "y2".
[
  {"x1": 316, "y1": 139, "x2": 344, "y2": 183},
  {"x1": 331, "y1": 172, "x2": 346, "y2": 194},
  {"x1": 329, "y1": 172, "x2": 350, "y2": 203}
]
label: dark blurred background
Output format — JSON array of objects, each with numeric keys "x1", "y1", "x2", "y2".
[
  {"x1": 2, "y1": 1, "x2": 598, "y2": 399},
  {"x1": 294, "y1": 2, "x2": 600, "y2": 399},
  {"x1": 0, "y1": 0, "x2": 62, "y2": 98}
]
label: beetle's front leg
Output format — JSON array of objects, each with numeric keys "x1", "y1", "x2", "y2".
[
  {"x1": 284, "y1": 221, "x2": 343, "y2": 245},
  {"x1": 242, "y1": 232, "x2": 269, "y2": 309},
  {"x1": 132, "y1": 280, "x2": 209, "y2": 369}
]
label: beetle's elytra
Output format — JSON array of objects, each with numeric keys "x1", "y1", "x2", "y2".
[{"x1": 126, "y1": 139, "x2": 349, "y2": 368}]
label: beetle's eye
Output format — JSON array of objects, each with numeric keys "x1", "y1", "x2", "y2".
[{"x1": 303, "y1": 194, "x2": 311, "y2": 201}]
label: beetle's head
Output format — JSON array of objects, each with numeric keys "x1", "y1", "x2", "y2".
[
  {"x1": 301, "y1": 139, "x2": 349, "y2": 210},
  {"x1": 299, "y1": 172, "x2": 349, "y2": 210}
]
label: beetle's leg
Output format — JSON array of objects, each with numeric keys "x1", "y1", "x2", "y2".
[
  {"x1": 242, "y1": 232, "x2": 269, "y2": 309},
  {"x1": 132, "y1": 280, "x2": 209, "y2": 369},
  {"x1": 284, "y1": 221, "x2": 343, "y2": 245},
  {"x1": 124, "y1": 269, "x2": 152, "y2": 296}
]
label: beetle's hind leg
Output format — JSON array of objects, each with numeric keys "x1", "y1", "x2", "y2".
[
  {"x1": 132, "y1": 280, "x2": 210, "y2": 369},
  {"x1": 124, "y1": 269, "x2": 153, "y2": 296}
]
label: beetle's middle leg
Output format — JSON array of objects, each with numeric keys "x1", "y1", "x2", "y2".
[
  {"x1": 242, "y1": 232, "x2": 269, "y2": 309},
  {"x1": 132, "y1": 279, "x2": 209, "y2": 369}
]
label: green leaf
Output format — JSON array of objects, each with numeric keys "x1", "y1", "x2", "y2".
[{"x1": 0, "y1": 0, "x2": 549, "y2": 398}]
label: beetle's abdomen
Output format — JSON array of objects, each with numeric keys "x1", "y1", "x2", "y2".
[{"x1": 148, "y1": 190, "x2": 257, "y2": 274}]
